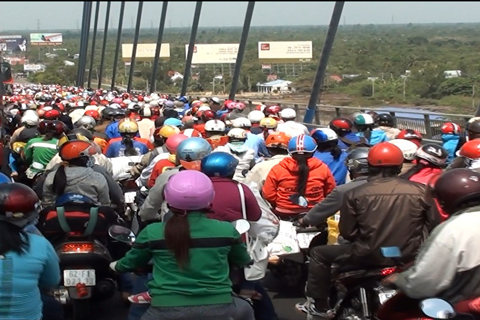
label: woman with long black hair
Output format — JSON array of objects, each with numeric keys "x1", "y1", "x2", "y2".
[
  {"x1": 263, "y1": 134, "x2": 336, "y2": 217},
  {"x1": 111, "y1": 170, "x2": 254, "y2": 320},
  {"x1": 0, "y1": 182, "x2": 60, "y2": 320}
]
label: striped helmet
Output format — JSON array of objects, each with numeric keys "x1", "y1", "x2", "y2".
[{"x1": 287, "y1": 134, "x2": 317, "y2": 154}]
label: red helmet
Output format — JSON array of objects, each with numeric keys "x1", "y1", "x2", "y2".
[
  {"x1": 329, "y1": 117, "x2": 353, "y2": 133},
  {"x1": 441, "y1": 122, "x2": 461, "y2": 135},
  {"x1": 84, "y1": 110, "x2": 100, "y2": 120},
  {"x1": 181, "y1": 128, "x2": 203, "y2": 138},
  {"x1": 397, "y1": 129, "x2": 423, "y2": 147},
  {"x1": 367, "y1": 142, "x2": 404, "y2": 166},
  {"x1": 38, "y1": 120, "x2": 51, "y2": 135},
  {"x1": 44, "y1": 109, "x2": 61, "y2": 120},
  {"x1": 0, "y1": 183, "x2": 41, "y2": 228},
  {"x1": 49, "y1": 120, "x2": 68, "y2": 136},
  {"x1": 199, "y1": 110, "x2": 216, "y2": 122},
  {"x1": 264, "y1": 105, "x2": 280, "y2": 117},
  {"x1": 458, "y1": 140, "x2": 480, "y2": 160}
]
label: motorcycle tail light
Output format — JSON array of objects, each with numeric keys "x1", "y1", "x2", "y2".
[
  {"x1": 62, "y1": 243, "x2": 94, "y2": 253},
  {"x1": 381, "y1": 267, "x2": 397, "y2": 276}
]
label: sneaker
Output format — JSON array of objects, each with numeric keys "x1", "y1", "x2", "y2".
[
  {"x1": 127, "y1": 291, "x2": 152, "y2": 304},
  {"x1": 295, "y1": 299, "x2": 334, "y2": 319}
]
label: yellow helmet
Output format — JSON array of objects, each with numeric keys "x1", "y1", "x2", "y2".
[
  {"x1": 118, "y1": 118, "x2": 139, "y2": 133},
  {"x1": 259, "y1": 117, "x2": 278, "y2": 129},
  {"x1": 12, "y1": 142, "x2": 26, "y2": 154},
  {"x1": 158, "y1": 125, "x2": 180, "y2": 139}
]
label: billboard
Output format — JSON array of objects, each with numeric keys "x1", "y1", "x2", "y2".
[
  {"x1": 185, "y1": 44, "x2": 239, "y2": 64},
  {"x1": 30, "y1": 33, "x2": 63, "y2": 46},
  {"x1": 0, "y1": 35, "x2": 27, "y2": 52},
  {"x1": 122, "y1": 43, "x2": 171, "y2": 62},
  {"x1": 258, "y1": 41, "x2": 313, "y2": 63},
  {"x1": 24, "y1": 64, "x2": 46, "y2": 72}
]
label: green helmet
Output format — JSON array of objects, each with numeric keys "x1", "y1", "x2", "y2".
[{"x1": 354, "y1": 113, "x2": 375, "y2": 126}]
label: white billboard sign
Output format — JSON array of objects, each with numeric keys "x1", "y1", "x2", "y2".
[
  {"x1": 24, "y1": 64, "x2": 46, "y2": 72},
  {"x1": 258, "y1": 41, "x2": 313, "y2": 61},
  {"x1": 122, "y1": 43, "x2": 171, "y2": 61},
  {"x1": 185, "y1": 44, "x2": 239, "y2": 64}
]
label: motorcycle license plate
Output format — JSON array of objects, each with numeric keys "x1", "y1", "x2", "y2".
[
  {"x1": 297, "y1": 232, "x2": 320, "y2": 249},
  {"x1": 125, "y1": 191, "x2": 136, "y2": 204},
  {"x1": 378, "y1": 290, "x2": 397, "y2": 304},
  {"x1": 63, "y1": 269, "x2": 96, "y2": 287}
]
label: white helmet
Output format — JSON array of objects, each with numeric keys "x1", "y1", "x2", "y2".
[
  {"x1": 279, "y1": 108, "x2": 296, "y2": 120},
  {"x1": 388, "y1": 139, "x2": 419, "y2": 161},
  {"x1": 198, "y1": 105, "x2": 211, "y2": 112},
  {"x1": 205, "y1": 120, "x2": 226, "y2": 132},
  {"x1": 231, "y1": 117, "x2": 252, "y2": 129},
  {"x1": 21, "y1": 111, "x2": 40, "y2": 126},
  {"x1": 248, "y1": 110, "x2": 265, "y2": 123},
  {"x1": 227, "y1": 128, "x2": 247, "y2": 139}
]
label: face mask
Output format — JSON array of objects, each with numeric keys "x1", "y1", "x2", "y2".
[{"x1": 86, "y1": 156, "x2": 95, "y2": 168}]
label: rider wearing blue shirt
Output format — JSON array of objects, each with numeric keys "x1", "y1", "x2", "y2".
[
  {"x1": 354, "y1": 113, "x2": 389, "y2": 146},
  {"x1": 105, "y1": 120, "x2": 121, "y2": 139},
  {"x1": 329, "y1": 117, "x2": 366, "y2": 151},
  {"x1": 311, "y1": 128, "x2": 348, "y2": 185},
  {"x1": 440, "y1": 122, "x2": 461, "y2": 165},
  {"x1": 105, "y1": 119, "x2": 149, "y2": 158}
]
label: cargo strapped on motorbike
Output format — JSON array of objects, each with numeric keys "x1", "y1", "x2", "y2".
[{"x1": 55, "y1": 206, "x2": 99, "y2": 237}]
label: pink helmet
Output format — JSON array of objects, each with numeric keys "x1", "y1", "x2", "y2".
[
  {"x1": 226, "y1": 101, "x2": 237, "y2": 110},
  {"x1": 164, "y1": 170, "x2": 215, "y2": 211},
  {"x1": 234, "y1": 102, "x2": 246, "y2": 111},
  {"x1": 166, "y1": 133, "x2": 188, "y2": 154}
]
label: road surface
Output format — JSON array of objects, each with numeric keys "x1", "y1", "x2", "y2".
[{"x1": 64, "y1": 272, "x2": 306, "y2": 320}]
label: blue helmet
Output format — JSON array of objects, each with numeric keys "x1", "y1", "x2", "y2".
[
  {"x1": 0, "y1": 173, "x2": 13, "y2": 185},
  {"x1": 288, "y1": 134, "x2": 317, "y2": 154},
  {"x1": 55, "y1": 193, "x2": 97, "y2": 207},
  {"x1": 177, "y1": 96, "x2": 188, "y2": 104},
  {"x1": 177, "y1": 137, "x2": 212, "y2": 162},
  {"x1": 164, "y1": 118, "x2": 183, "y2": 128},
  {"x1": 311, "y1": 128, "x2": 338, "y2": 144},
  {"x1": 201, "y1": 152, "x2": 239, "y2": 178}
]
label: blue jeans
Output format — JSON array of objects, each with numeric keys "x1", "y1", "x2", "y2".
[
  {"x1": 251, "y1": 283, "x2": 278, "y2": 320},
  {"x1": 128, "y1": 273, "x2": 152, "y2": 320}
]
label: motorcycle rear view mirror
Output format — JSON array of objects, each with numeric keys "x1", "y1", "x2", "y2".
[
  {"x1": 231, "y1": 219, "x2": 250, "y2": 235},
  {"x1": 380, "y1": 246, "x2": 402, "y2": 258},
  {"x1": 419, "y1": 298, "x2": 456, "y2": 319},
  {"x1": 108, "y1": 225, "x2": 136, "y2": 244}
]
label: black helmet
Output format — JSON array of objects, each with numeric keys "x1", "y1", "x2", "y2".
[
  {"x1": 376, "y1": 114, "x2": 394, "y2": 127},
  {"x1": 467, "y1": 120, "x2": 480, "y2": 134},
  {"x1": 101, "y1": 107, "x2": 116, "y2": 120},
  {"x1": 434, "y1": 168, "x2": 480, "y2": 215},
  {"x1": 415, "y1": 144, "x2": 448, "y2": 167},
  {"x1": 345, "y1": 147, "x2": 370, "y2": 175},
  {"x1": 0, "y1": 183, "x2": 41, "y2": 228}
]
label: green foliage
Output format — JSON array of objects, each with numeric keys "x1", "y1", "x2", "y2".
[{"x1": 6, "y1": 23, "x2": 480, "y2": 111}]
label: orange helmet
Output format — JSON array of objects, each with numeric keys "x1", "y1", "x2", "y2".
[
  {"x1": 57, "y1": 133, "x2": 96, "y2": 161},
  {"x1": 265, "y1": 132, "x2": 291, "y2": 150},
  {"x1": 84, "y1": 109, "x2": 100, "y2": 120}
]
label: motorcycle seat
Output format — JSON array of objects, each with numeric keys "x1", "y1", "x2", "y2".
[{"x1": 332, "y1": 264, "x2": 398, "y2": 280}]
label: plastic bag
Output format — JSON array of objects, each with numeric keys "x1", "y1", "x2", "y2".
[
  {"x1": 110, "y1": 155, "x2": 143, "y2": 181},
  {"x1": 266, "y1": 220, "x2": 301, "y2": 256},
  {"x1": 244, "y1": 181, "x2": 280, "y2": 245}
]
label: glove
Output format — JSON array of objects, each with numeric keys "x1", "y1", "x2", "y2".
[{"x1": 109, "y1": 261, "x2": 118, "y2": 272}]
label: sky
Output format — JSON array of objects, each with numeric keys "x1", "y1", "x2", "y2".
[{"x1": 1, "y1": 1, "x2": 480, "y2": 31}]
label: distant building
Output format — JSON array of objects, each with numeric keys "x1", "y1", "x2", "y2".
[
  {"x1": 257, "y1": 79, "x2": 294, "y2": 94},
  {"x1": 444, "y1": 70, "x2": 462, "y2": 79},
  {"x1": 266, "y1": 74, "x2": 278, "y2": 81}
]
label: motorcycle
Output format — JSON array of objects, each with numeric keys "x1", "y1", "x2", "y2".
[
  {"x1": 268, "y1": 213, "x2": 328, "y2": 288},
  {"x1": 326, "y1": 246, "x2": 405, "y2": 320},
  {"x1": 119, "y1": 178, "x2": 140, "y2": 221},
  {"x1": 41, "y1": 198, "x2": 124, "y2": 320}
]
